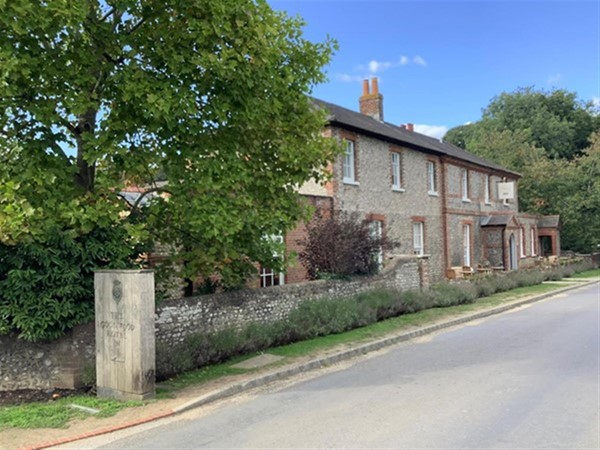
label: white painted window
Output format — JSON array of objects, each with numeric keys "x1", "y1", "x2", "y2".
[
  {"x1": 427, "y1": 161, "x2": 437, "y2": 195},
  {"x1": 520, "y1": 227, "x2": 526, "y2": 257},
  {"x1": 259, "y1": 234, "x2": 285, "y2": 287},
  {"x1": 391, "y1": 152, "x2": 402, "y2": 190},
  {"x1": 369, "y1": 220, "x2": 384, "y2": 268},
  {"x1": 484, "y1": 174, "x2": 491, "y2": 204},
  {"x1": 463, "y1": 224, "x2": 471, "y2": 266},
  {"x1": 461, "y1": 169, "x2": 469, "y2": 201},
  {"x1": 530, "y1": 228, "x2": 536, "y2": 256},
  {"x1": 343, "y1": 140, "x2": 356, "y2": 184},
  {"x1": 413, "y1": 222, "x2": 424, "y2": 256}
]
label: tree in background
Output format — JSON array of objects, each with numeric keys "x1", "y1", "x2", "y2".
[
  {"x1": 0, "y1": 0, "x2": 337, "y2": 340},
  {"x1": 444, "y1": 87, "x2": 600, "y2": 253}
]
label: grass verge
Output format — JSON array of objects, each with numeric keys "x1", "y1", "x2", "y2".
[
  {"x1": 0, "y1": 397, "x2": 141, "y2": 429},
  {"x1": 572, "y1": 268, "x2": 600, "y2": 279}
]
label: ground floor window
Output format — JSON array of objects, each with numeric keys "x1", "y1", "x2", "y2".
[
  {"x1": 259, "y1": 267, "x2": 283, "y2": 287},
  {"x1": 369, "y1": 219, "x2": 384, "y2": 268},
  {"x1": 413, "y1": 222, "x2": 424, "y2": 256},
  {"x1": 463, "y1": 223, "x2": 471, "y2": 266},
  {"x1": 259, "y1": 233, "x2": 285, "y2": 288}
]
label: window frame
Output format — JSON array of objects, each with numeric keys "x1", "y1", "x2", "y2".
[
  {"x1": 369, "y1": 219, "x2": 384, "y2": 268},
  {"x1": 259, "y1": 234, "x2": 285, "y2": 288},
  {"x1": 343, "y1": 139, "x2": 357, "y2": 184},
  {"x1": 427, "y1": 161, "x2": 438, "y2": 195},
  {"x1": 461, "y1": 168, "x2": 470, "y2": 202},
  {"x1": 484, "y1": 174, "x2": 491, "y2": 204},
  {"x1": 530, "y1": 227, "x2": 536, "y2": 256},
  {"x1": 463, "y1": 223, "x2": 471, "y2": 267},
  {"x1": 413, "y1": 221, "x2": 424, "y2": 256},
  {"x1": 520, "y1": 227, "x2": 526, "y2": 257},
  {"x1": 391, "y1": 152, "x2": 403, "y2": 191}
]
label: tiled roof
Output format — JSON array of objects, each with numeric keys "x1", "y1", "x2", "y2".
[
  {"x1": 537, "y1": 215, "x2": 560, "y2": 228},
  {"x1": 313, "y1": 98, "x2": 521, "y2": 177},
  {"x1": 480, "y1": 215, "x2": 514, "y2": 227}
]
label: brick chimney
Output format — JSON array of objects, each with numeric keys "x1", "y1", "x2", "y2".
[
  {"x1": 406, "y1": 122, "x2": 414, "y2": 132},
  {"x1": 359, "y1": 77, "x2": 384, "y2": 121}
]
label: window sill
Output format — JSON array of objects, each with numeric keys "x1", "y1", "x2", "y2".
[
  {"x1": 428, "y1": 191, "x2": 439, "y2": 197},
  {"x1": 462, "y1": 198, "x2": 471, "y2": 203},
  {"x1": 343, "y1": 180, "x2": 360, "y2": 186},
  {"x1": 484, "y1": 201, "x2": 492, "y2": 206},
  {"x1": 392, "y1": 187, "x2": 405, "y2": 193}
]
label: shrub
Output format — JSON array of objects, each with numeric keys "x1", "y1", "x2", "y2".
[
  {"x1": 429, "y1": 282, "x2": 478, "y2": 307},
  {"x1": 356, "y1": 289, "x2": 404, "y2": 321},
  {"x1": 299, "y1": 211, "x2": 399, "y2": 279},
  {"x1": 473, "y1": 278, "x2": 498, "y2": 298},
  {"x1": 0, "y1": 225, "x2": 145, "y2": 341}
]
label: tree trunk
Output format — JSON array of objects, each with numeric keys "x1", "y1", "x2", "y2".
[{"x1": 75, "y1": 109, "x2": 97, "y2": 192}]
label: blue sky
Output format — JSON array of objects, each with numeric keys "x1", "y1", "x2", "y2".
[{"x1": 270, "y1": 0, "x2": 599, "y2": 138}]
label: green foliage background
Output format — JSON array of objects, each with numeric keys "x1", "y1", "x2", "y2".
[
  {"x1": 444, "y1": 87, "x2": 600, "y2": 252},
  {"x1": 0, "y1": 0, "x2": 338, "y2": 340}
]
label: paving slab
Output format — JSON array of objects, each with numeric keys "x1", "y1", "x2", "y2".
[{"x1": 231, "y1": 354, "x2": 284, "y2": 369}]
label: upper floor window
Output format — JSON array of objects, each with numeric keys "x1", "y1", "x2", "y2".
[
  {"x1": 391, "y1": 152, "x2": 403, "y2": 191},
  {"x1": 461, "y1": 168, "x2": 470, "y2": 201},
  {"x1": 484, "y1": 174, "x2": 491, "y2": 204},
  {"x1": 413, "y1": 221, "x2": 424, "y2": 256},
  {"x1": 427, "y1": 161, "x2": 437, "y2": 195},
  {"x1": 343, "y1": 140, "x2": 356, "y2": 184}
]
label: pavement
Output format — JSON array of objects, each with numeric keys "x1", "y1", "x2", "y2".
[{"x1": 5, "y1": 278, "x2": 598, "y2": 450}]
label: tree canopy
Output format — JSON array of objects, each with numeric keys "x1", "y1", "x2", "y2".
[
  {"x1": 0, "y1": 0, "x2": 338, "y2": 340},
  {"x1": 444, "y1": 87, "x2": 600, "y2": 253}
]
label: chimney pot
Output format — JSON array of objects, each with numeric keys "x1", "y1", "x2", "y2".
[
  {"x1": 371, "y1": 77, "x2": 379, "y2": 94},
  {"x1": 359, "y1": 77, "x2": 384, "y2": 121}
]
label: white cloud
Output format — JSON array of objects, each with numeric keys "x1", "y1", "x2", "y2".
[
  {"x1": 413, "y1": 55, "x2": 427, "y2": 66},
  {"x1": 337, "y1": 55, "x2": 427, "y2": 84},
  {"x1": 547, "y1": 73, "x2": 562, "y2": 85},
  {"x1": 592, "y1": 96, "x2": 600, "y2": 107},
  {"x1": 414, "y1": 124, "x2": 448, "y2": 140},
  {"x1": 334, "y1": 73, "x2": 364, "y2": 83},
  {"x1": 368, "y1": 60, "x2": 393, "y2": 73}
]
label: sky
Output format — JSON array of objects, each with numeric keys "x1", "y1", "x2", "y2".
[{"x1": 269, "y1": 0, "x2": 599, "y2": 139}]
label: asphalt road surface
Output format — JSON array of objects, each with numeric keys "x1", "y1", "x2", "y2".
[{"x1": 102, "y1": 283, "x2": 599, "y2": 449}]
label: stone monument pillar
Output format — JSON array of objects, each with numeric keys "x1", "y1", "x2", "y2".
[{"x1": 94, "y1": 270, "x2": 155, "y2": 400}]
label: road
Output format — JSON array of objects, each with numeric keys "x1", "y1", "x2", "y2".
[{"x1": 102, "y1": 283, "x2": 599, "y2": 449}]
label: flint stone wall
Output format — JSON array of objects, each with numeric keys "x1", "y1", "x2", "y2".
[
  {"x1": 155, "y1": 256, "x2": 427, "y2": 348},
  {"x1": 0, "y1": 256, "x2": 426, "y2": 391}
]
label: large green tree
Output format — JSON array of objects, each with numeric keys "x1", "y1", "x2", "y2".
[
  {"x1": 444, "y1": 87, "x2": 600, "y2": 253},
  {"x1": 0, "y1": 0, "x2": 338, "y2": 340}
]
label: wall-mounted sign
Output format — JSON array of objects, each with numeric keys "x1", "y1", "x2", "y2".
[{"x1": 498, "y1": 182, "x2": 515, "y2": 200}]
